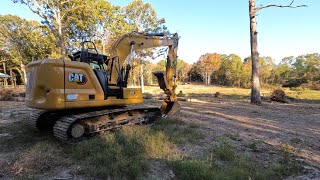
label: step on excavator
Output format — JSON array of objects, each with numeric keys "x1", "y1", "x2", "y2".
[{"x1": 25, "y1": 32, "x2": 180, "y2": 142}]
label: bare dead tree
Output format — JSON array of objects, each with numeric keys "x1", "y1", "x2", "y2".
[{"x1": 248, "y1": 0, "x2": 307, "y2": 105}]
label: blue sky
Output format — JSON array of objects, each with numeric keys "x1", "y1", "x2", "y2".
[{"x1": 1, "y1": 0, "x2": 319, "y2": 64}]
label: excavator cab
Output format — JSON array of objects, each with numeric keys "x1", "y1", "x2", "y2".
[
  {"x1": 68, "y1": 41, "x2": 108, "y2": 69},
  {"x1": 68, "y1": 41, "x2": 128, "y2": 100}
]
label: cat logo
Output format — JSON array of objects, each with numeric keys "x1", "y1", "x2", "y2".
[{"x1": 68, "y1": 73, "x2": 87, "y2": 85}]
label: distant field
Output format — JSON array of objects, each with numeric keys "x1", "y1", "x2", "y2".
[{"x1": 144, "y1": 84, "x2": 320, "y2": 100}]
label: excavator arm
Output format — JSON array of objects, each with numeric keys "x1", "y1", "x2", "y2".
[{"x1": 108, "y1": 32, "x2": 180, "y2": 117}]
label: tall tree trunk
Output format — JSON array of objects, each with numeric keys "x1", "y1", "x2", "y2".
[
  {"x1": 2, "y1": 61, "x2": 8, "y2": 86},
  {"x1": 204, "y1": 72, "x2": 208, "y2": 85},
  {"x1": 249, "y1": 0, "x2": 261, "y2": 105},
  {"x1": 9, "y1": 68, "x2": 15, "y2": 87},
  {"x1": 20, "y1": 61, "x2": 27, "y2": 85},
  {"x1": 57, "y1": 8, "x2": 66, "y2": 59},
  {"x1": 208, "y1": 75, "x2": 211, "y2": 85}
]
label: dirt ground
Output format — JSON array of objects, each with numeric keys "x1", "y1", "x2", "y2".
[
  {"x1": 0, "y1": 97, "x2": 320, "y2": 179},
  {"x1": 179, "y1": 98, "x2": 320, "y2": 165}
]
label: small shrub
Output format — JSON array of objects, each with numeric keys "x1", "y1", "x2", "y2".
[
  {"x1": 271, "y1": 89, "x2": 290, "y2": 103},
  {"x1": 280, "y1": 143, "x2": 295, "y2": 163},
  {"x1": 0, "y1": 88, "x2": 14, "y2": 101},
  {"x1": 245, "y1": 139, "x2": 263, "y2": 152},
  {"x1": 170, "y1": 159, "x2": 216, "y2": 180},
  {"x1": 0, "y1": 88, "x2": 25, "y2": 101},
  {"x1": 177, "y1": 90, "x2": 185, "y2": 97},
  {"x1": 225, "y1": 132, "x2": 240, "y2": 141},
  {"x1": 214, "y1": 92, "x2": 222, "y2": 98}
]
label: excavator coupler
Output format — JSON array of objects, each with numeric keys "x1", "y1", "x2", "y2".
[{"x1": 153, "y1": 71, "x2": 181, "y2": 117}]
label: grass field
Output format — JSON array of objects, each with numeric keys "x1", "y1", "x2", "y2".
[
  {"x1": 144, "y1": 84, "x2": 320, "y2": 101},
  {"x1": 1, "y1": 118, "x2": 303, "y2": 179}
]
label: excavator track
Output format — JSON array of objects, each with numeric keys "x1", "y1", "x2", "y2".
[
  {"x1": 28, "y1": 105, "x2": 161, "y2": 142},
  {"x1": 26, "y1": 110, "x2": 50, "y2": 130}
]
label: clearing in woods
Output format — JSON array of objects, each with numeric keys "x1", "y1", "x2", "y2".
[{"x1": 0, "y1": 84, "x2": 319, "y2": 179}]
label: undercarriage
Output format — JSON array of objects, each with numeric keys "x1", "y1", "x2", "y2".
[{"x1": 27, "y1": 105, "x2": 161, "y2": 142}]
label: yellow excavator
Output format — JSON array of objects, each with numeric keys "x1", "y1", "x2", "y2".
[{"x1": 25, "y1": 32, "x2": 180, "y2": 142}]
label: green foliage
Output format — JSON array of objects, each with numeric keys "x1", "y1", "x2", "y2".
[
  {"x1": 0, "y1": 15, "x2": 58, "y2": 83},
  {"x1": 193, "y1": 53, "x2": 222, "y2": 85},
  {"x1": 13, "y1": 0, "x2": 113, "y2": 56},
  {"x1": 0, "y1": 15, "x2": 57, "y2": 61},
  {"x1": 217, "y1": 54, "x2": 244, "y2": 87},
  {"x1": 153, "y1": 58, "x2": 191, "y2": 84},
  {"x1": 190, "y1": 53, "x2": 320, "y2": 89},
  {"x1": 123, "y1": 0, "x2": 166, "y2": 34}
]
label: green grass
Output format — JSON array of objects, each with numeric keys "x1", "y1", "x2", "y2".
[
  {"x1": 0, "y1": 122, "x2": 68, "y2": 178},
  {"x1": 152, "y1": 118, "x2": 204, "y2": 144},
  {"x1": 286, "y1": 90, "x2": 320, "y2": 101},
  {"x1": 213, "y1": 137, "x2": 236, "y2": 161},
  {"x1": 170, "y1": 157, "x2": 276, "y2": 180},
  {"x1": 67, "y1": 126, "x2": 177, "y2": 179},
  {"x1": 245, "y1": 139, "x2": 264, "y2": 152},
  {"x1": 65, "y1": 118, "x2": 203, "y2": 179},
  {"x1": 1, "y1": 116, "x2": 304, "y2": 179},
  {"x1": 169, "y1": 138, "x2": 303, "y2": 180},
  {"x1": 0, "y1": 122, "x2": 53, "y2": 153}
]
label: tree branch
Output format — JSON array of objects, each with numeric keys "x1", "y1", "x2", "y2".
[{"x1": 255, "y1": 0, "x2": 307, "y2": 12}]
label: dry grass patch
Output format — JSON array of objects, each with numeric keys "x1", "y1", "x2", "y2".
[
  {"x1": 0, "y1": 122, "x2": 53, "y2": 153},
  {"x1": 9, "y1": 141, "x2": 68, "y2": 177}
]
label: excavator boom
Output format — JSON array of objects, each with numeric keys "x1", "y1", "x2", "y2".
[{"x1": 108, "y1": 32, "x2": 180, "y2": 116}]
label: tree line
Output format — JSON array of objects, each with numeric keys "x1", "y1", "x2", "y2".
[
  {"x1": 116, "y1": 51, "x2": 320, "y2": 91},
  {"x1": 188, "y1": 53, "x2": 320, "y2": 90}
]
